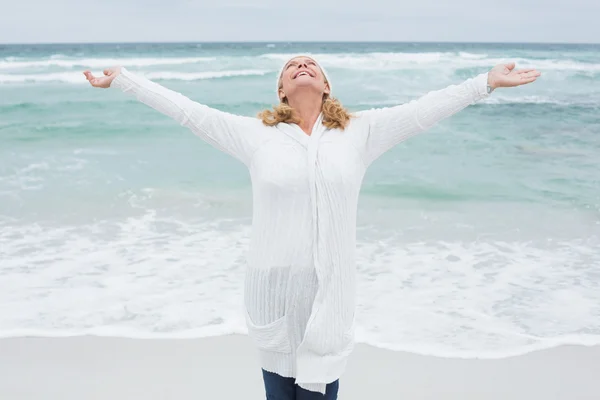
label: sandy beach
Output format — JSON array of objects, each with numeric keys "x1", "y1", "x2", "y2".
[{"x1": 0, "y1": 335, "x2": 598, "y2": 399}]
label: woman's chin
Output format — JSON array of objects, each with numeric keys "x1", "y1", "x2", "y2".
[{"x1": 288, "y1": 84, "x2": 324, "y2": 95}]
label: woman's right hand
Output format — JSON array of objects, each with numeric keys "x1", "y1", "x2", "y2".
[{"x1": 83, "y1": 66, "x2": 122, "y2": 88}]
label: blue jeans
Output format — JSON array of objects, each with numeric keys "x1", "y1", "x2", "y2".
[{"x1": 262, "y1": 370, "x2": 339, "y2": 400}]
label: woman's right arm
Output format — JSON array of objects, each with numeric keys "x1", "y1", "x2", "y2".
[{"x1": 83, "y1": 67, "x2": 263, "y2": 165}]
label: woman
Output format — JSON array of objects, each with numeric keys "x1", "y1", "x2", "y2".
[{"x1": 84, "y1": 56, "x2": 540, "y2": 399}]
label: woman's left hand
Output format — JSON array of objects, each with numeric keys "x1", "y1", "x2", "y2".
[{"x1": 488, "y1": 62, "x2": 541, "y2": 90}]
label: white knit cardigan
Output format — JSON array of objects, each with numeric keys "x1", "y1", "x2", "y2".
[{"x1": 111, "y1": 68, "x2": 491, "y2": 393}]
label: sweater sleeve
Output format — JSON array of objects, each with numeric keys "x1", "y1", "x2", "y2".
[
  {"x1": 356, "y1": 72, "x2": 491, "y2": 165},
  {"x1": 111, "y1": 67, "x2": 262, "y2": 165}
]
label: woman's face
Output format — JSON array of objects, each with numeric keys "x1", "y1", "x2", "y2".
[{"x1": 278, "y1": 57, "x2": 330, "y2": 102}]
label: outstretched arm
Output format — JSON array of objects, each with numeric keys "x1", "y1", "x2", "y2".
[
  {"x1": 83, "y1": 67, "x2": 264, "y2": 165},
  {"x1": 356, "y1": 63, "x2": 541, "y2": 165}
]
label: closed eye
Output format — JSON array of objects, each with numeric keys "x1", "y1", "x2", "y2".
[{"x1": 285, "y1": 59, "x2": 316, "y2": 70}]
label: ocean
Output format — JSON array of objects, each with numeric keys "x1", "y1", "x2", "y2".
[{"x1": 1, "y1": 42, "x2": 599, "y2": 359}]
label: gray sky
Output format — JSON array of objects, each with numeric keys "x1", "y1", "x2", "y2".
[{"x1": 2, "y1": 0, "x2": 599, "y2": 44}]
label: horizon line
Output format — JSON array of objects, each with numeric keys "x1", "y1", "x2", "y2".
[{"x1": 1, "y1": 40, "x2": 599, "y2": 46}]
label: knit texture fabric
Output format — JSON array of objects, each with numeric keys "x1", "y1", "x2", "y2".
[{"x1": 112, "y1": 68, "x2": 490, "y2": 393}]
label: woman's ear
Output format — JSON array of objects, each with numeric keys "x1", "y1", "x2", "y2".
[{"x1": 324, "y1": 82, "x2": 331, "y2": 95}]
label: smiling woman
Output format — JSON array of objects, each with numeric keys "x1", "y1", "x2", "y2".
[
  {"x1": 259, "y1": 56, "x2": 352, "y2": 130},
  {"x1": 83, "y1": 55, "x2": 540, "y2": 400}
]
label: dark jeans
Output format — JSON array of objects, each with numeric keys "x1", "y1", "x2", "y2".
[{"x1": 262, "y1": 370, "x2": 339, "y2": 400}]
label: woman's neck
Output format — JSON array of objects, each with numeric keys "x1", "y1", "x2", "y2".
[{"x1": 287, "y1": 95, "x2": 322, "y2": 135}]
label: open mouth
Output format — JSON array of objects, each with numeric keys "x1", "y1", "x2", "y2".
[{"x1": 293, "y1": 70, "x2": 314, "y2": 79}]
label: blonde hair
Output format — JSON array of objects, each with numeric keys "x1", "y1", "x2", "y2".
[{"x1": 259, "y1": 74, "x2": 353, "y2": 130}]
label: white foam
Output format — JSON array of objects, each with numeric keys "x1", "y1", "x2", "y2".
[
  {"x1": 261, "y1": 52, "x2": 445, "y2": 69},
  {"x1": 0, "y1": 69, "x2": 271, "y2": 84},
  {"x1": 356, "y1": 333, "x2": 600, "y2": 359},
  {"x1": 72, "y1": 148, "x2": 119, "y2": 156},
  {"x1": 483, "y1": 95, "x2": 571, "y2": 105},
  {"x1": 1, "y1": 211, "x2": 598, "y2": 359},
  {"x1": 360, "y1": 96, "x2": 578, "y2": 107},
  {"x1": 458, "y1": 51, "x2": 488, "y2": 59},
  {"x1": 0, "y1": 57, "x2": 216, "y2": 70},
  {"x1": 261, "y1": 51, "x2": 444, "y2": 63},
  {"x1": 18, "y1": 162, "x2": 50, "y2": 173},
  {"x1": 0, "y1": 72, "x2": 81, "y2": 84},
  {"x1": 144, "y1": 69, "x2": 271, "y2": 80},
  {"x1": 260, "y1": 52, "x2": 600, "y2": 72},
  {"x1": 352, "y1": 235, "x2": 600, "y2": 357},
  {"x1": 3, "y1": 52, "x2": 599, "y2": 82}
]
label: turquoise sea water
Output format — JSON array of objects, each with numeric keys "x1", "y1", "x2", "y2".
[{"x1": 1, "y1": 42, "x2": 599, "y2": 357}]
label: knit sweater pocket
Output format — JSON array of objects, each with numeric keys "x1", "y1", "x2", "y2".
[
  {"x1": 245, "y1": 311, "x2": 291, "y2": 353},
  {"x1": 244, "y1": 266, "x2": 292, "y2": 353}
]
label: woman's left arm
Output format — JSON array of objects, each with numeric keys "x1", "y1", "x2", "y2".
[{"x1": 357, "y1": 63, "x2": 541, "y2": 165}]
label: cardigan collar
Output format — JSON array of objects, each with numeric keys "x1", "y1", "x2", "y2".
[{"x1": 276, "y1": 113, "x2": 327, "y2": 148}]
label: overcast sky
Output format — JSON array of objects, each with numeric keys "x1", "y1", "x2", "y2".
[{"x1": 2, "y1": 0, "x2": 599, "y2": 44}]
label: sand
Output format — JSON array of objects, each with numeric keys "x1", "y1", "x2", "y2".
[{"x1": 0, "y1": 335, "x2": 598, "y2": 399}]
